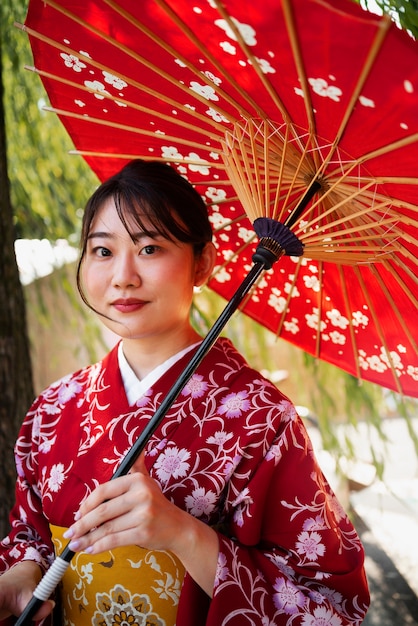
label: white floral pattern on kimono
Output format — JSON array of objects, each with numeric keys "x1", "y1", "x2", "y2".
[{"x1": 0, "y1": 338, "x2": 369, "y2": 625}]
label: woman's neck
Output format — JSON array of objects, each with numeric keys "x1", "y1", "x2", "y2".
[{"x1": 121, "y1": 328, "x2": 201, "y2": 381}]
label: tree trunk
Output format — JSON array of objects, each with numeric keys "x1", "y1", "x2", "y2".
[{"x1": 0, "y1": 30, "x2": 35, "y2": 538}]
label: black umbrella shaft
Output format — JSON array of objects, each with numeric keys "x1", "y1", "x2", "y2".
[
  {"x1": 285, "y1": 179, "x2": 321, "y2": 229},
  {"x1": 114, "y1": 258, "x2": 267, "y2": 477},
  {"x1": 15, "y1": 259, "x2": 268, "y2": 625}
]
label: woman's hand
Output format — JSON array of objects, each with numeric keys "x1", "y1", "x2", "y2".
[
  {"x1": 64, "y1": 453, "x2": 219, "y2": 596},
  {"x1": 0, "y1": 561, "x2": 55, "y2": 621}
]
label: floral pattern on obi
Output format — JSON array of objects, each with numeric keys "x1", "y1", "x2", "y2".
[{"x1": 50, "y1": 524, "x2": 185, "y2": 626}]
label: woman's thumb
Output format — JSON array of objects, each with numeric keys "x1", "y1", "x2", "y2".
[{"x1": 130, "y1": 450, "x2": 148, "y2": 475}]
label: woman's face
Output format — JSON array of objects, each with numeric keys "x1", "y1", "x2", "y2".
[{"x1": 80, "y1": 198, "x2": 214, "y2": 344}]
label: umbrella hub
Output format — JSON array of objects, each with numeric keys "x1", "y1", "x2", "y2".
[{"x1": 252, "y1": 217, "x2": 303, "y2": 270}]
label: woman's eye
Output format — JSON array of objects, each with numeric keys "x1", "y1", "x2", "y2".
[
  {"x1": 140, "y1": 245, "x2": 157, "y2": 255},
  {"x1": 94, "y1": 246, "x2": 112, "y2": 257}
]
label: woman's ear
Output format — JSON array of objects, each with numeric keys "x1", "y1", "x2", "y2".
[{"x1": 194, "y1": 242, "x2": 217, "y2": 287}]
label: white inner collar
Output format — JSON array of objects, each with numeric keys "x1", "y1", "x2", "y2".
[{"x1": 118, "y1": 341, "x2": 200, "y2": 406}]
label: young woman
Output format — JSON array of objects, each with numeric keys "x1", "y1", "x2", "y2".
[{"x1": 0, "y1": 160, "x2": 369, "y2": 625}]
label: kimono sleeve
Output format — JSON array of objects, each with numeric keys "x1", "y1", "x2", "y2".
[
  {"x1": 0, "y1": 395, "x2": 54, "y2": 575},
  {"x1": 179, "y1": 413, "x2": 370, "y2": 625}
]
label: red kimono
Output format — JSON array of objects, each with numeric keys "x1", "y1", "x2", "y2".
[{"x1": 0, "y1": 338, "x2": 369, "y2": 625}]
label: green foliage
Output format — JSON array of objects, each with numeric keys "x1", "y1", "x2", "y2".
[
  {"x1": 1, "y1": 0, "x2": 99, "y2": 241},
  {"x1": 361, "y1": 0, "x2": 418, "y2": 37}
]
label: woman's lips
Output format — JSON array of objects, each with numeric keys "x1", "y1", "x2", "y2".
[{"x1": 112, "y1": 299, "x2": 147, "y2": 313}]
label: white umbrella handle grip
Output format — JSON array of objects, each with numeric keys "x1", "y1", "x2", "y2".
[{"x1": 15, "y1": 557, "x2": 70, "y2": 625}]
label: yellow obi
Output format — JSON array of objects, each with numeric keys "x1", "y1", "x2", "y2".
[{"x1": 50, "y1": 524, "x2": 185, "y2": 626}]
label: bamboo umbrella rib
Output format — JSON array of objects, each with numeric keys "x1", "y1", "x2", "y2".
[
  {"x1": 273, "y1": 123, "x2": 291, "y2": 221},
  {"x1": 210, "y1": 235, "x2": 258, "y2": 278},
  {"x1": 213, "y1": 1, "x2": 294, "y2": 130},
  {"x1": 303, "y1": 251, "x2": 392, "y2": 264},
  {"x1": 24, "y1": 65, "x2": 222, "y2": 142},
  {"x1": 247, "y1": 122, "x2": 265, "y2": 217},
  {"x1": 315, "y1": 261, "x2": 325, "y2": 360},
  {"x1": 308, "y1": 245, "x2": 393, "y2": 256},
  {"x1": 322, "y1": 14, "x2": 392, "y2": 170},
  {"x1": 338, "y1": 265, "x2": 362, "y2": 382},
  {"x1": 67, "y1": 150, "x2": 222, "y2": 166},
  {"x1": 222, "y1": 151, "x2": 256, "y2": 217},
  {"x1": 17, "y1": 22, "x2": 236, "y2": 133},
  {"x1": 334, "y1": 15, "x2": 391, "y2": 144},
  {"x1": 302, "y1": 205, "x2": 404, "y2": 236},
  {"x1": 256, "y1": 122, "x2": 283, "y2": 217},
  {"x1": 379, "y1": 198, "x2": 418, "y2": 214},
  {"x1": 324, "y1": 177, "x2": 418, "y2": 213},
  {"x1": 19, "y1": 24, "x2": 237, "y2": 130},
  {"x1": 308, "y1": 246, "x2": 393, "y2": 259},
  {"x1": 302, "y1": 131, "x2": 418, "y2": 212},
  {"x1": 305, "y1": 251, "x2": 390, "y2": 262},
  {"x1": 281, "y1": 0, "x2": 317, "y2": 146},
  {"x1": 325, "y1": 181, "x2": 402, "y2": 206},
  {"x1": 304, "y1": 235, "x2": 399, "y2": 251},
  {"x1": 39, "y1": 0, "x2": 258, "y2": 124},
  {"x1": 223, "y1": 119, "x2": 318, "y2": 222},
  {"x1": 394, "y1": 230, "x2": 418, "y2": 251},
  {"x1": 271, "y1": 257, "x2": 305, "y2": 339},
  {"x1": 224, "y1": 119, "x2": 315, "y2": 180},
  {"x1": 42, "y1": 106, "x2": 227, "y2": 158},
  {"x1": 212, "y1": 213, "x2": 251, "y2": 231},
  {"x1": 389, "y1": 256, "x2": 418, "y2": 293},
  {"x1": 301, "y1": 215, "x2": 405, "y2": 245},
  {"x1": 341, "y1": 176, "x2": 418, "y2": 186},
  {"x1": 390, "y1": 247, "x2": 418, "y2": 277},
  {"x1": 269, "y1": 266, "x2": 301, "y2": 334},
  {"x1": 281, "y1": 131, "x2": 317, "y2": 224},
  {"x1": 260, "y1": 120, "x2": 281, "y2": 213},
  {"x1": 319, "y1": 235, "x2": 400, "y2": 246},
  {"x1": 358, "y1": 133, "x2": 418, "y2": 164},
  {"x1": 263, "y1": 121, "x2": 271, "y2": 216},
  {"x1": 204, "y1": 195, "x2": 244, "y2": 208},
  {"x1": 266, "y1": 121, "x2": 316, "y2": 173},
  {"x1": 377, "y1": 261, "x2": 418, "y2": 317},
  {"x1": 294, "y1": 181, "x2": 390, "y2": 236},
  {"x1": 311, "y1": 229, "x2": 404, "y2": 256},
  {"x1": 304, "y1": 182, "x2": 411, "y2": 232},
  {"x1": 353, "y1": 265, "x2": 403, "y2": 395},
  {"x1": 321, "y1": 181, "x2": 418, "y2": 217},
  {"x1": 222, "y1": 133, "x2": 262, "y2": 219},
  {"x1": 150, "y1": 0, "x2": 274, "y2": 122},
  {"x1": 371, "y1": 267, "x2": 418, "y2": 353},
  {"x1": 192, "y1": 178, "x2": 234, "y2": 187}
]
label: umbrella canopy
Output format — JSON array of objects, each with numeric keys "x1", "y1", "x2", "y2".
[{"x1": 20, "y1": 0, "x2": 418, "y2": 396}]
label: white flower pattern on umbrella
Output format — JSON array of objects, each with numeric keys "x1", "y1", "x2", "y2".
[{"x1": 59, "y1": 52, "x2": 86, "y2": 71}]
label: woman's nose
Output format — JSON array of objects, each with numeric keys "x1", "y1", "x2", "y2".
[{"x1": 112, "y1": 253, "x2": 141, "y2": 288}]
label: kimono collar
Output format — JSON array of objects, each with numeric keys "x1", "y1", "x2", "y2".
[{"x1": 117, "y1": 341, "x2": 201, "y2": 406}]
